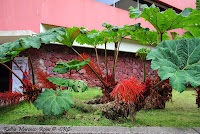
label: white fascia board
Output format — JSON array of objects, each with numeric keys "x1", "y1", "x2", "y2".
[
  {"x1": 0, "y1": 30, "x2": 36, "y2": 36},
  {"x1": 0, "y1": 30, "x2": 36, "y2": 44},
  {"x1": 40, "y1": 24, "x2": 153, "y2": 53},
  {"x1": 40, "y1": 23, "x2": 58, "y2": 33},
  {"x1": 73, "y1": 38, "x2": 152, "y2": 53}
]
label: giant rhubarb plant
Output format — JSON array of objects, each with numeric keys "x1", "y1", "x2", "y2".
[
  {"x1": 33, "y1": 58, "x2": 89, "y2": 115},
  {"x1": 0, "y1": 27, "x2": 66, "y2": 103},
  {"x1": 129, "y1": 4, "x2": 199, "y2": 44},
  {"x1": 34, "y1": 89, "x2": 74, "y2": 115},
  {"x1": 76, "y1": 29, "x2": 104, "y2": 72},
  {"x1": 75, "y1": 23, "x2": 144, "y2": 103},
  {"x1": 34, "y1": 75, "x2": 88, "y2": 115},
  {"x1": 0, "y1": 27, "x2": 65, "y2": 63},
  {"x1": 147, "y1": 38, "x2": 200, "y2": 93},
  {"x1": 136, "y1": 48, "x2": 151, "y2": 83}
]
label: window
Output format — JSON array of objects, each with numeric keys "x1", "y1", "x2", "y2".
[{"x1": 0, "y1": 62, "x2": 11, "y2": 92}]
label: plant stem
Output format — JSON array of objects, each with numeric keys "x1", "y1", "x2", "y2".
[
  {"x1": 111, "y1": 42, "x2": 118, "y2": 83},
  {"x1": 152, "y1": 80, "x2": 166, "y2": 89},
  {"x1": 160, "y1": 33, "x2": 163, "y2": 42},
  {"x1": 71, "y1": 47, "x2": 107, "y2": 87},
  {"x1": 69, "y1": 70, "x2": 72, "y2": 79},
  {"x1": 105, "y1": 41, "x2": 108, "y2": 81},
  {"x1": 12, "y1": 60, "x2": 27, "y2": 77},
  {"x1": 111, "y1": 38, "x2": 123, "y2": 82},
  {"x1": 94, "y1": 46, "x2": 101, "y2": 70},
  {"x1": 28, "y1": 52, "x2": 35, "y2": 85},
  {"x1": 157, "y1": 32, "x2": 160, "y2": 45},
  {"x1": 0, "y1": 62, "x2": 27, "y2": 87},
  {"x1": 143, "y1": 60, "x2": 146, "y2": 83}
]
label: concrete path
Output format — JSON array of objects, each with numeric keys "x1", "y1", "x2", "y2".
[{"x1": 0, "y1": 125, "x2": 199, "y2": 134}]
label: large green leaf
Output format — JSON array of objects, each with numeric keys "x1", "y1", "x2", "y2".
[
  {"x1": 129, "y1": 4, "x2": 197, "y2": 34},
  {"x1": 61, "y1": 27, "x2": 81, "y2": 47},
  {"x1": 101, "y1": 23, "x2": 142, "y2": 43},
  {"x1": 52, "y1": 59, "x2": 90, "y2": 74},
  {"x1": 147, "y1": 38, "x2": 200, "y2": 92},
  {"x1": 47, "y1": 77, "x2": 88, "y2": 92},
  {"x1": 0, "y1": 27, "x2": 66, "y2": 63},
  {"x1": 34, "y1": 89, "x2": 74, "y2": 115},
  {"x1": 37, "y1": 27, "x2": 66, "y2": 44},
  {"x1": 76, "y1": 29, "x2": 104, "y2": 46},
  {"x1": 131, "y1": 28, "x2": 169, "y2": 46},
  {"x1": 21, "y1": 36, "x2": 41, "y2": 49},
  {"x1": 183, "y1": 25, "x2": 200, "y2": 38}
]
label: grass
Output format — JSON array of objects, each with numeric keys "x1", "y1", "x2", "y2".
[{"x1": 0, "y1": 88, "x2": 199, "y2": 127}]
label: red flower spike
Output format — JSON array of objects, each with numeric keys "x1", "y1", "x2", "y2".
[
  {"x1": 111, "y1": 77, "x2": 145, "y2": 104},
  {"x1": 0, "y1": 91, "x2": 23, "y2": 106},
  {"x1": 37, "y1": 70, "x2": 58, "y2": 90}
]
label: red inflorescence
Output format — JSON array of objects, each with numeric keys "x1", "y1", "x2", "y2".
[
  {"x1": 79, "y1": 53, "x2": 103, "y2": 79},
  {"x1": 37, "y1": 70, "x2": 58, "y2": 90},
  {"x1": 110, "y1": 77, "x2": 145, "y2": 104},
  {"x1": 0, "y1": 91, "x2": 23, "y2": 106}
]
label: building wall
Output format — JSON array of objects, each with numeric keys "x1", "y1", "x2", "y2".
[
  {"x1": 1, "y1": 0, "x2": 195, "y2": 35},
  {"x1": 0, "y1": 0, "x2": 42, "y2": 33},
  {"x1": 1, "y1": 0, "x2": 152, "y2": 33},
  {"x1": 29, "y1": 44, "x2": 153, "y2": 87},
  {"x1": 39, "y1": 0, "x2": 154, "y2": 31},
  {"x1": 159, "y1": 0, "x2": 196, "y2": 10}
]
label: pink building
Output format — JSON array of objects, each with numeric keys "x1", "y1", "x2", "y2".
[{"x1": 0, "y1": 0, "x2": 196, "y2": 92}]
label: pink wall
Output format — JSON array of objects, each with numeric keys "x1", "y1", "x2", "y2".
[
  {"x1": 0, "y1": 0, "x2": 159, "y2": 33},
  {"x1": 40, "y1": 0, "x2": 154, "y2": 31},
  {"x1": 158, "y1": 0, "x2": 196, "y2": 10},
  {"x1": 0, "y1": 0, "x2": 196, "y2": 34},
  {"x1": 0, "y1": 0, "x2": 42, "y2": 33}
]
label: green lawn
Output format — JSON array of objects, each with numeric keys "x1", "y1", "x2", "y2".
[{"x1": 0, "y1": 88, "x2": 199, "y2": 127}]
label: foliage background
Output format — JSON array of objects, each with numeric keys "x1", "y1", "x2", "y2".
[{"x1": 197, "y1": 0, "x2": 200, "y2": 10}]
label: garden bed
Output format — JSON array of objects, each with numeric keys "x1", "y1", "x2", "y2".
[{"x1": 0, "y1": 88, "x2": 199, "y2": 127}]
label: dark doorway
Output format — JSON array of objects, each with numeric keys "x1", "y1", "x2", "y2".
[{"x1": 0, "y1": 62, "x2": 11, "y2": 92}]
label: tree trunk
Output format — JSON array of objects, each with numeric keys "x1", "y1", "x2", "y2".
[
  {"x1": 143, "y1": 60, "x2": 146, "y2": 83},
  {"x1": 195, "y1": 87, "x2": 200, "y2": 108}
]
